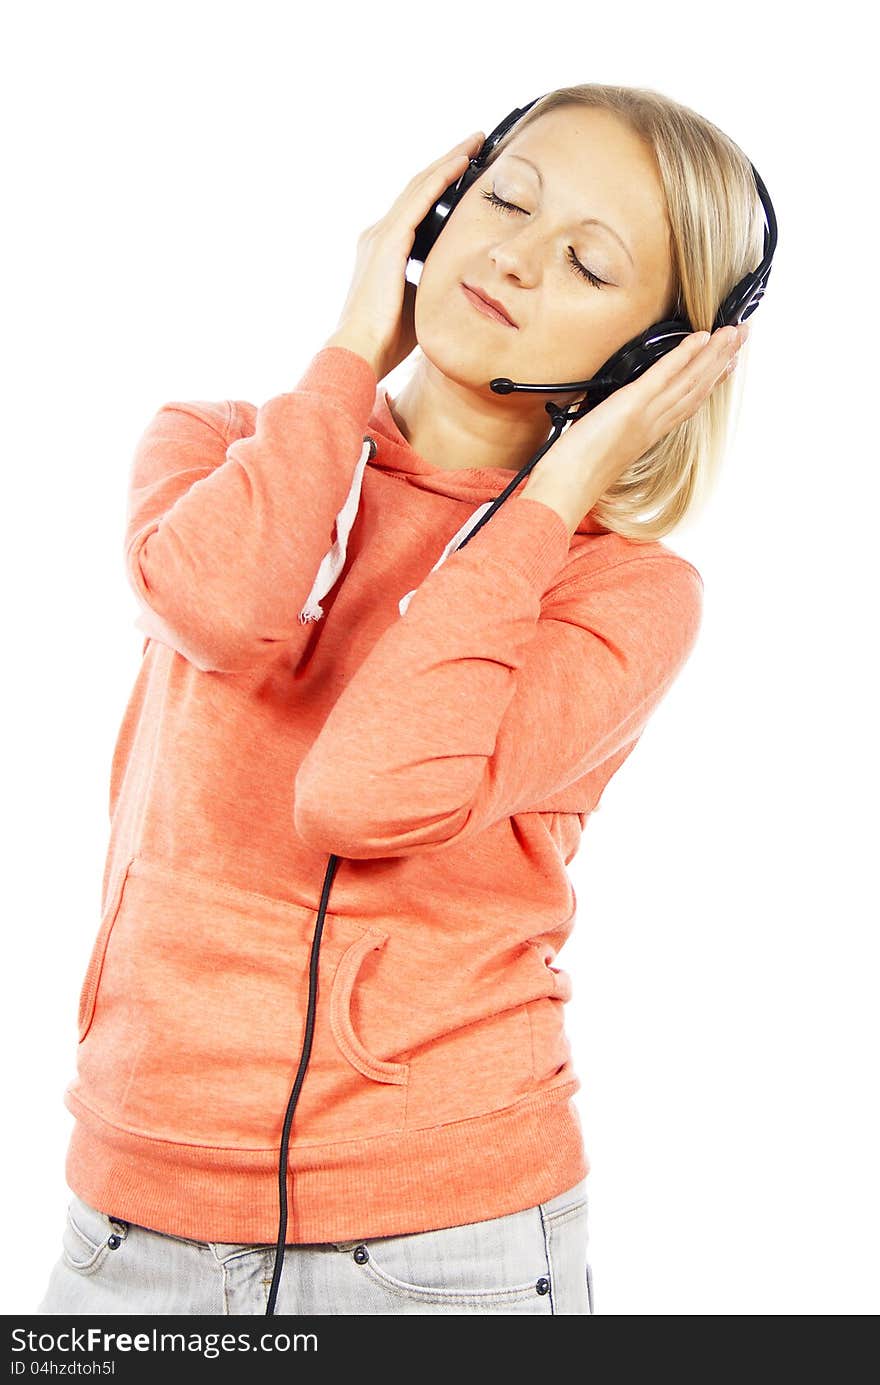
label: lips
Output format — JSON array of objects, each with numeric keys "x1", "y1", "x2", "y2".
[{"x1": 460, "y1": 282, "x2": 518, "y2": 328}]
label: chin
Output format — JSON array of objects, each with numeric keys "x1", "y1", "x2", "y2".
[
  {"x1": 421, "y1": 336, "x2": 509, "y2": 394},
  {"x1": 415, "y1": 309, "x2": 510, "y2": 393}
]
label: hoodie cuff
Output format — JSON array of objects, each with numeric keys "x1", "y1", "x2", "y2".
[
  {"x1": 459, "y1": 494, "x2": 572, "y2": 594},
  {"x1": 294, "y1": 346, "x2": 378, "y2": 423}
]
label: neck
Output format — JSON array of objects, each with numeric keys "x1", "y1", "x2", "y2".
[{"x1": 389, "y1": 354, "x2": 564, "y2": 475}]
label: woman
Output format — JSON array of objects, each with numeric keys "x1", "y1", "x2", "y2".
[{"x1": 37, "y1": 83, "x2": 762, "y2": 1316}]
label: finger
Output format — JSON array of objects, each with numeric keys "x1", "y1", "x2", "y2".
[
  {"x1": 673, "y1": 325, "x2": 744, "y2": 372},
  {"x1": 406, "y1": 132, "x2": 484, "y2": 188},
  {"x1": 685, "y1": 328, "x2": 741, "y2": 397},
  {"x1": 722, "y1": 352, "x2": 741, "y2": 378},
  {"x1": 655, "y1": 361, "x2": 730, "y2": 431},
  {"x1": 392, "y1": 139, "x2": 484, "y2": 227},
  {"x1": 703, "y1": 325, "x2": 747, "y2": 388},
  {"x1": 650, "y1": 327, "x2": 745, "y2": 432},
  {"x1": 436, "y1": 131, "x2": 485, "y2": 163},
  {"x1": 412, "y1": 137, "x2": 483, "y2": 194},
  {"x1": 659, "y1": 350, "x2": 741, "y2": 430},
  {"x1": 625, "y1": 330, "x2": 714, "y2": 408}
]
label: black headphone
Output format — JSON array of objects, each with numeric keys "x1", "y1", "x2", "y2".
[
  {"x1": 264, "y1": 96, "x2": 777, "y2": 1316},
  {"x1": 407, "y1": 94, "x2": 777, "y2": 426}
]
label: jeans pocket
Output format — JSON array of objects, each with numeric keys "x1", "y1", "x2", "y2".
[
  {"x1": 345, "y1": 1204, "x2": 553, "y2": 1315},
  {"x1": 61, "y1": 1196, "x2": 127, "y2": 1276}
]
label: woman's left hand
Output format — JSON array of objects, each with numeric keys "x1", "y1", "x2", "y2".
[{"x1": 521, "y1": 321, "x2": 750, "y2": 535}]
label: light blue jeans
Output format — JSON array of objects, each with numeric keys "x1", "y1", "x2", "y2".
[{"x1": 36, "y1": 1178, "x2": 593, "y2": 1315}]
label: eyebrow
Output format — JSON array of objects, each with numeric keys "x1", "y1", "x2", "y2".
[{"x1": 502, "y1": 153, "x2": 635, "y2": 267}]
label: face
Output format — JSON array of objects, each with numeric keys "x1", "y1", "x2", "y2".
[{"x1": 414, "y1": 105, "x2": 678, "y2": 414}]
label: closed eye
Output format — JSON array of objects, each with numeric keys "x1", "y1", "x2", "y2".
[{"x1": 480, "y1": 189, "x2": 608, "y2": 289}]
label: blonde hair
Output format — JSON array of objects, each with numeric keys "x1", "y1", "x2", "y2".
[{"x1": 478, "y1": 84, "x2": 766, "y2": 541}]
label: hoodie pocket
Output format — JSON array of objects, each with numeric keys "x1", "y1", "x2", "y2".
[
  {"x1": 330, "y1": 929, "x2": 409, "y2": 1086},
  {"x1": 77, "y1": 858, "x2": 135, "y2": 1044},
  {"x1": 524, "y1": 941, "x2": 577, "y2": 1091},
  {"x1": 74, "y1": 855, "x2": 409, "y2": 1146}
]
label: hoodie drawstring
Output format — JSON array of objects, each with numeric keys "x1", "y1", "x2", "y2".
[
  {"x1": 398, "y1": 500, "x2": 494, "y2": 617},
  {"x1": 298, "y1": 436, "x2": 376, "y2": 625},
  {"x1": 298, "y1": 433, "x2": 495, "y2": 626}
]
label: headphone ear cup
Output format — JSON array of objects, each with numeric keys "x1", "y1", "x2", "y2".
[
  {"x1": 583, "y1": 319, "x2": 692, "y2": 405},
  {"x1": 408, "y1": 159, "x2": 484, "y2": 281},
  {"x1": 714, "y1": 267, "x2": 767, "y2": 329}
]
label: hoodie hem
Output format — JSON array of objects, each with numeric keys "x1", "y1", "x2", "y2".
[{"x1": 63, "y1": 1082, "x2": 588, "y2": 1245}]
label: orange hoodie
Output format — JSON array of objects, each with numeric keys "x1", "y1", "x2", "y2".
[{"x1": 62, "y1": 345, "x2": 703, "y2": 1245}]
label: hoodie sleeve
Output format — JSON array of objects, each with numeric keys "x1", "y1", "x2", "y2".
[
  {"x1": 125, "y1": 346, "x2": 378, "y2": 673},
  {"x1": 293, "y1": 494, "x2": 704, "y2": 859}
]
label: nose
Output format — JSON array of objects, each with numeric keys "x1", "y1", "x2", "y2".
[{"x1": 488, "y1": 229, "x2": 543, "y2": 287}]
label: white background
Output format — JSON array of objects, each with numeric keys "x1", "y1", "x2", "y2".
[{"x1": 3, "y1": 0, "x2": 877, "y2": 1317}]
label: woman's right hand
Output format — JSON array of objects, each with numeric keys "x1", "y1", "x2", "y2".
[{"x1": 324, "y1": 130, "x2": 486, "y2": 381}]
